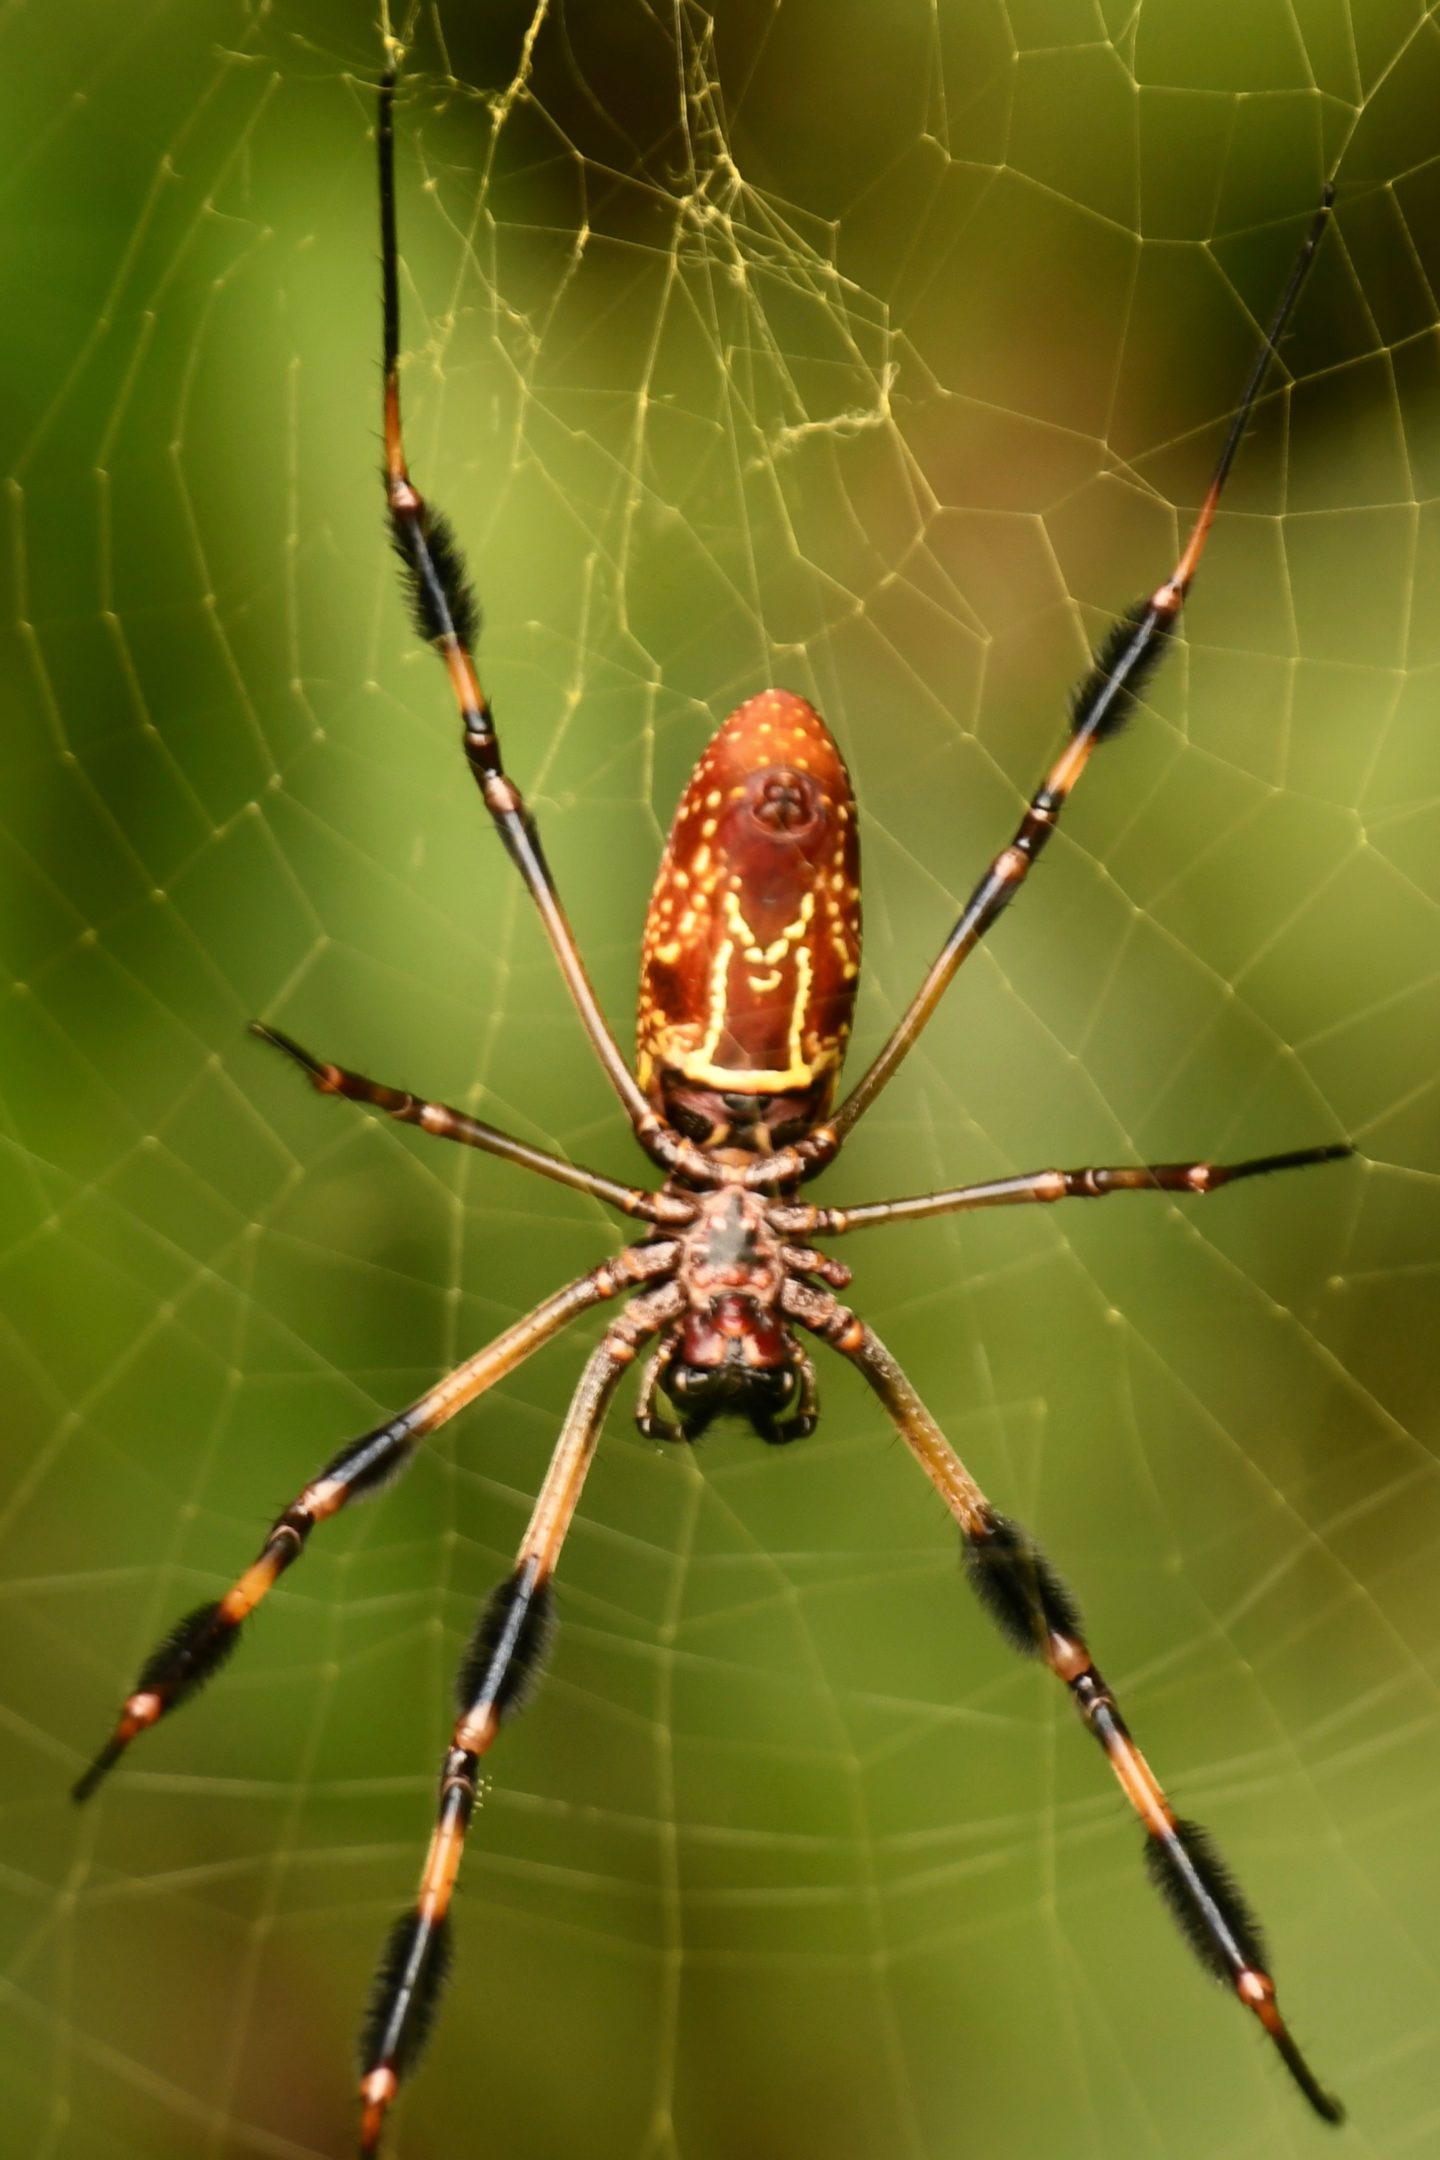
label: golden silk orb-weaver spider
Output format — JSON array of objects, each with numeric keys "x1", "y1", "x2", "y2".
[{"x1": 73, "y1": 60, "x2": 1350, "y2": 2156}]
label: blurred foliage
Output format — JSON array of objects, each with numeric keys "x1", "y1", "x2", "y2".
[{"x1": 2, "y1": 4, "x2": 1438, "y2": 2159}]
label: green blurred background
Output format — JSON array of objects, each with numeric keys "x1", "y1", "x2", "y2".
[{"x1": 3, "y1": 2, "x2": 1437, "y2": 2156}]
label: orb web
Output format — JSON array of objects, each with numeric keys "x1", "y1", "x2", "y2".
[{"x1": 3, "y1": 3, "x2": 1438, "y2": 2158}]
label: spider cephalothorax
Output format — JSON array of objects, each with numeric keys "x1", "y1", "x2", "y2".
[
  {"x1": 630, "y1": 1181, "x2": 842, "y2": 1445},
  {"x1": 72, "y1": 58, "x2": 1349, "y2": 2159}
]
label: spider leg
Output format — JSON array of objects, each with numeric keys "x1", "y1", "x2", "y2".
[
  {"x1": 782, "y1": 1281, "x2": 1344, "y2": 2125},
  {"x1": 376, "y1": 72, "x2": 649, "y2": 1133},
  {"x1": 773, "y1": 1141, "x2": 1352, "y2": 1236},
  {"x1": 71, "y1": 1245, "x2": 678, "y2": 1803},
  {"x1": 356, "y1": 1282, "x2": 683, "y2": 2156},
  {"x1": 765, "y1": 1343, "x2": 819, "y2": 1444},
  {"x1": 251, "y1": 1022, "x2": 694, "y2": 1226},
  {"x1": 375, "y1": 61, "x2": 847, "y2": 1202},
  {"x1": 635, "y1": 1326, "x2": 685, "y2": 1440},
  {"x1": 822, "y1": 192, "x2": 1332, "y2": 1151}
]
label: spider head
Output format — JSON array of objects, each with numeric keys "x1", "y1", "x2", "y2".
[{"x1": 656, "y1": 1298, "x2": 813, "y2": 1444}]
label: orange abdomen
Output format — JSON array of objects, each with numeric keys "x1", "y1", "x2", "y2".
[{"x1": 636, "y1": 691, "x2": 861, "y2": 1130}]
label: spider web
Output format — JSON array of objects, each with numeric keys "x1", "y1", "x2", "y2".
[{"x1": 3, "y1": 2, "x2": 1438, "y2": 2155}]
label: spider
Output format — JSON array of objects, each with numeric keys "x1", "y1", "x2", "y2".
[{"x1": 73, "y1": 57, "x2": 1349, "y2": 2156}]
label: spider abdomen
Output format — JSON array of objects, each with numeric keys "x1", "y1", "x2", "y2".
[{"x1": 636, "y1": 690, "x2": 861, "y2": 1149}]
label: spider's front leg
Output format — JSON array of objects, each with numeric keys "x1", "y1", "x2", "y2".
[
  {"x1": 783, "y1": 1280, "x2": 1345, "y2": 2126},
  {"x1": 70, "y1": 1247, "x2": 677, "y2": 1802},
  {"x1": 356, "y1": 1279, "x2": 683, "y2": 2155}
]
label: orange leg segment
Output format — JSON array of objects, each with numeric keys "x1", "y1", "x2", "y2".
[
  {"x1": 355, "y1": 1285, "x2": 682, "y2": 2155},
  {"x1": 71, "y1": 1250, "x2": 676, "y2": 1805},
  {"x1": 785, "y1": 1292, "x2": 1344, "y2": 2125}
]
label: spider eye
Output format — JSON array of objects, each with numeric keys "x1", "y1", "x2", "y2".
[{"x1": 671, "y1": 1104, "x2": 712, "y2": 1143}]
